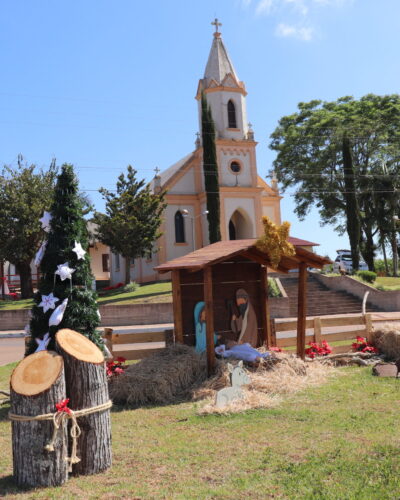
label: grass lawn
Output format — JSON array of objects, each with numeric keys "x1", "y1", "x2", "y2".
[
  {"x1": 375, "y1": 277, "x2": 400, "y2": 291},
  {"x1": 0, "y1": 282, "x2": 172, "y2": 311},
  {"x1": 1, "y1": 364, "x2": 400, "y2": 499}
]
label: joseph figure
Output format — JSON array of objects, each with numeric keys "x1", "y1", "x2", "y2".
[{"x1": 230, "y1": 289, "x2": 258, "y2": 347}]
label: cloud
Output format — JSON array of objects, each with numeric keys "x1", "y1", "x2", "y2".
[
  {"x1": 255, "y1": 0, "x2": 274, "y2": 14},
  {"x1": 275, "y1": 22, "x2": 313, "y2": 40}
]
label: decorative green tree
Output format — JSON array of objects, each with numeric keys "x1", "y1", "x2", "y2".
[
  {"x1": 93, "y1": 166, "x2": 166, "y2": 284},
  {"x1": 201, "y1": 93, "x2": 221, "y2": 243},
  {"x1": 0, "y1": 157, "x2": 57, "y2": 298},
  {"x1": 26, "y1": 164, "x2": 103, "y2": 355}
]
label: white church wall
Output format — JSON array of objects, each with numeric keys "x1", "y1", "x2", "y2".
[
  {"x1": 262, "y1": 205, "x2": 275, "y2": 221},
  {"x1": 224, "y1": 197, "x2": 256, "y2": 238},
  {"x1": 167, "y1": 168, "x2": 197, "y2": 195},
  {"x1": 164, "y1": 204, "x2": 196, "y2": 260},
  {"x1": 198, "y1": 90, "x2": 248, "y2": 141},
  {"x1": 218, "y1": 149, "x2": 252, "y2": 187}
]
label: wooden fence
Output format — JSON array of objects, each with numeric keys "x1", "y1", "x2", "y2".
[
  {"x1": 104, "y1": 327, "x2": 173, "y2": 361},
  {"x1": 271, "y1": 313, "x2": 374, "y2": 354}
]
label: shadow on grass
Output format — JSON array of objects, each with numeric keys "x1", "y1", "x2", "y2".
[
  {"x1": 0, "y1": 474, "x2": 46, "y2": 495},
  {"x1": 99, "y1": 290, "x2": 172, "y2": 306}
]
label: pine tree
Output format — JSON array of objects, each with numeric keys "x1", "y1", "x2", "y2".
[
  {"x1": 201, "y1": 93, "x2": 221, "y2": 243},
  {"x1": 27, "y1": 164, "x2": 103, "y2": 354}
]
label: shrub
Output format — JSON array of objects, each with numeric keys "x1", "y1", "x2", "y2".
[
  {"x1": 123, "y1": 281, "x2": 140, "y2": 293},
  {"x1": 268, "y1": 278, "x2": 281, "y2": 298},
  {"x1": 356, "y1": 270, "x2": 377, "y2": 283}
]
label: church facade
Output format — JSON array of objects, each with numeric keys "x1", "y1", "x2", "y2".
[{"x1": 110, "y1": 24, "x2": 282, "y2": 284}]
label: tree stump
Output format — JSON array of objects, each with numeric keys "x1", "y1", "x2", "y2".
[
  {"x1": 56, "y1": 328, "x2": 112, "y2": 475},
  {"x1": 10, "y1": 351, "x2": 68, "y2": 487}
]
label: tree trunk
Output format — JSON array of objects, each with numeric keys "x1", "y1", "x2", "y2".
[
  {"x1": 380, "y1": 231, "x2": 389, "y2": 275},
  {"x1": 124, "y1": 256, "x2": 131, "y2": 285},
  {"x1": 16, "y1": 260, "x2": 33, "y2": 299},
  {"x1": 10, "y1": 351, "x2": 68, "y2": 487},
  {"x1": 56, "y1": 328, "x2": 112, "y2": 476},
  {"x1": 342, "y1": 136, "x2": 361, "y2": 272}
]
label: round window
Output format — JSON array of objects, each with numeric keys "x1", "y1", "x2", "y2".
[{"x1": 230, "y1": 161, "x2": 241, "y2": 174}]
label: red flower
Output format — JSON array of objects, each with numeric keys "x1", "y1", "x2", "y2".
[{"x1": 269, "y1": 346, "x2": 282, "y2": 352}]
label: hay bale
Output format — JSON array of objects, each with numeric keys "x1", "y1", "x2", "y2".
[
  {"x1": 109, "y1": 344, "x2": 208, "y2": 406},
  {"x1": 372, "y1": 324, "x2": 400, "y2": 360},
  {"x1": 109, "y1": 345, "x2": 335, "y2": 415}
]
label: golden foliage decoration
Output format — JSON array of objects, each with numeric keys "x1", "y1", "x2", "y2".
[{"x1": 256, "y1": 216, "x2": 296, "y2": 269}]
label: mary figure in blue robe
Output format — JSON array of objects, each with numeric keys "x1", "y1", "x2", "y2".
[{"x1": 194, "y1": 301, "x2": 218, "y2": 353}]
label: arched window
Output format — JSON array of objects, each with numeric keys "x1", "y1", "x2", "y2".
[
  {"x1": 174, "y1": 210, "x2": 185, "y2": 243},
  {"x1": 227, "y1": 100, "x2": 237, "y2": 128}
]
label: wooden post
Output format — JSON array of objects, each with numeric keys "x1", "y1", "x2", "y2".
[
  {"x1": 259, "y1": 266, "x2": 272, "y2": 347},
  {"x1": 297, "y1": 263, "x2": 308, "y2": 360},
  {"x1": 103, "y1": 328, "x2": 114, "y2": 358},
  {"x1": 56, "y1": 329, "x2": 112, "y2": 476},
  {"x1": 203, "y1": 266, "x2": 215, "y2": 376},
  {"x1": 171, "y1": 270, "x2": 184, "y2": 343},
  {"x1": 10, "y1": 351, "x2": 68, "y2": 487},
  {"x1": 270, "y1": 319, "x2": 277, "y2": 347},
  {"x1": 365, "y1": 313, "x2": 373, "y2": 343},
  {"x1": 314, "y1": 317, "x2": 322, "y2": 343}
]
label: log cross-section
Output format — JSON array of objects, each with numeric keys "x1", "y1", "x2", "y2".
[
  {"x1": 297, "y1": 262, "x2": 308, "y2": 359},
  {"x1": 203, "y1": 266, "x2": 215, "y2": 376}
]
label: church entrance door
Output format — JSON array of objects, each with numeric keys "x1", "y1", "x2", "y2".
[{"x1": 228, "y1": 209, "x2": 253, "y2": 240}]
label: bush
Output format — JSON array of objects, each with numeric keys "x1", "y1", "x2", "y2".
[
  {"x1": 268, "y1": 278, "x2": 281, "y2": 298},
  {"x1": 356, "y1": 270, "x2": 377, "y2": 284},
  {"x1": 124, "y1": 281, "x2": 140, "y2": 293}
]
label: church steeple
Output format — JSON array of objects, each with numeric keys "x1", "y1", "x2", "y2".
[
  {"x1": 203, "y1": 19, "x2": 239, "y2": 87},
  {"x1": 196, "y1": 20, "x2": 250, "y2": 142}
]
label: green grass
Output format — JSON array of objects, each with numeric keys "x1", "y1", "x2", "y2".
[
  {"x1": 1, "y1": 364, "x2": 400, "y2": 498},
  {"x1": 0, "y1": 282, "x2": 172, "y2": 311},
  {"x1": 375, "y1": 277, "x2": 400, "y2": 291}
]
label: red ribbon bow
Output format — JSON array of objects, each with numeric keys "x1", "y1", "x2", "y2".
[{"x1": 55, "y1": 398, "x2": 71, "y2": 415}]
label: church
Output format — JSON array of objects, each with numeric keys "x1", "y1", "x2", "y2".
[{"x1": 110, "y1": 21, "x2": 282, "y2": 284}]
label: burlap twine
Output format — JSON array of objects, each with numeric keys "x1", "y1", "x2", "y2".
[{"x1": 9, "y1": 400, "x2": 112, "y2": 472}]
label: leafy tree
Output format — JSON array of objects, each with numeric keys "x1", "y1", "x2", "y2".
[
  {"x1": 270, "y1": 94, "x2": 400, "y2": 272},
  {"x1": 93, "y1": 166, "x2": 166, "y2": 284},
  {"x1": 27, "y1": 164, "x2": 103, "y2": 354},
  {"x1": 201, "y1": 93, "x2": 221, "y2": 243},
  {"x1": 0, "y1": 158, "x2": 57, "y2": 298}
]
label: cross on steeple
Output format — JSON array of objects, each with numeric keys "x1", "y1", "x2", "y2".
[
  {"x1": 154, "y1": 166, "x2": 160, "y2": 176},
  {"x1": 211, "y1": 18, "x2": 222, "y2": 34}
]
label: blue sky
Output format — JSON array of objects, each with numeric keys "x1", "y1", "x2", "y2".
[{"x1": 1, "y1": 0, "x2": 399, "y2": 259}]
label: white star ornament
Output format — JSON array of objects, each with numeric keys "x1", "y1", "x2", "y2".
[
  {"x1": 55, "y1": 263, "x2": 75, "y2": 281},
  {"x1": 72, "y1": 241, "x2": 86, "y2": 260},
  {"x1": 38, "y1": 293, "x2": 59, "y2": 313},
  {"x1": 35, "y1": 332, "x2": 50, "y2": 353}
]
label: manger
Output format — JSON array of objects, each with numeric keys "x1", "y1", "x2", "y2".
[{"x1": 155, "y1": 238, "x2": 330, "y2": 375}]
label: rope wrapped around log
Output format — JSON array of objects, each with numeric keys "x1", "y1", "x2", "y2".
[{"x1": 9, "y1": 400, "x2": 112, "y2": 472}]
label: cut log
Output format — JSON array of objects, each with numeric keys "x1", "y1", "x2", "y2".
[
  {"x1": 10, "y1": 350, "x2": 68, "y2": 487},
  {"x1": 56, "y1": 328, "x2": 112, "y2": 475}
]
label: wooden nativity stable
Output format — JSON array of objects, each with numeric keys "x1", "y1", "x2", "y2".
[{"x1": 155, "y1": 239, "x2": 330, "y2": 375}]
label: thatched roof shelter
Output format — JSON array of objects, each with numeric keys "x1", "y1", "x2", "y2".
[{"x1": 155, "y1": 238, "x2": 330, "y2": 375}]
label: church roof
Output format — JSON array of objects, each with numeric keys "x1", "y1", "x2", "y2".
[
  {"x1": 150, "y1": 152, "x2": 195, "y2": 190},
  {"x1": 203, "y1": 34, "x2": 239, "y2": 85}
]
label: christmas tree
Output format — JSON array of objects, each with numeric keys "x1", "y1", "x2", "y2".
[{"x1": 26, "y1": 164, "x2": 103, "y2": 354}]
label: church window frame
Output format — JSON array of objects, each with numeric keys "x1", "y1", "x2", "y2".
[
  {"x1": 174, "y1": 210, "x2": 186, "y2": 244},
  {"x1": 227, "y1": 100, "x2": 237, "y2": 129},
  {"x1": 229, "y1": 159, "x2": 242, "y2": 175}
]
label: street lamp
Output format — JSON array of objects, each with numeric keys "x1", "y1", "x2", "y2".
[{"x1": 181, "y1": 209, "x2": 209, "y2": 250}]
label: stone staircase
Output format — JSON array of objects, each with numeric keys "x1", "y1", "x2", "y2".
[{"x1": 276, "y1": 272, "x2": 382, "y2": 317}]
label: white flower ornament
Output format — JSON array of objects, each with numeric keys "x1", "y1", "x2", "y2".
[
  {"x1": 55, "y1": 263, "x2": 75, "y2": 281},
  {"x1": 38, "y1": 293, "x2": 59, "y2": 313}
]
